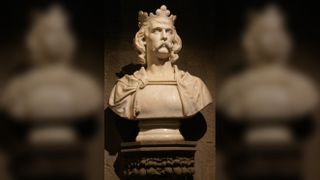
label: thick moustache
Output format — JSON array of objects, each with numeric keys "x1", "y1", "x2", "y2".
[{"x1": 157, "y1": 42, "x2": 173, "y2": 51}]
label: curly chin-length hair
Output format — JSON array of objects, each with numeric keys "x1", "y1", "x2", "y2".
[{"x1": 134, "y1": 21, "x2": 182, "y2": 65}]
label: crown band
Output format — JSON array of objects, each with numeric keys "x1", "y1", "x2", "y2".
[{"x1": 138, "y1": 5, "x2": 176, "y2": 28}]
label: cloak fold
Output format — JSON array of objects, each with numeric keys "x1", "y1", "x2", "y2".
[{"x1": 109, "y1": 65, "x2": 212, "y2": 119}]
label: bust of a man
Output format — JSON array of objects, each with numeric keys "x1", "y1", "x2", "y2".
[{"x1": 109, "y1": 5, "x2": 212, "y2": 120}]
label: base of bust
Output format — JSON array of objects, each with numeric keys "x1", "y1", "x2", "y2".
[
  {"x1": 119, "y1": 141, "x2": 196, "y2": 179},
  {"x1": 136, "y1": 120, "x2": 184, "y2": 142}
]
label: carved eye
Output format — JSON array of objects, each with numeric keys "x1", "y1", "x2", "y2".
[
  {"x1": 166, "y1": 29, "x2": 173, "y2": 34},
  {"x1": 152, "y1": 28, "x2": 162, "y2": 33}
]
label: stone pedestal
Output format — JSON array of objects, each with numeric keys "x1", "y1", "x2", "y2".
[{"x1": 119, "y1": 141, "x2": 196, "y2": 179}]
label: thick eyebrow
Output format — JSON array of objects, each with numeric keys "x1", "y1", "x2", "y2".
[
  {"x1": 152, "y1": 27, "x2": 162, "y2": 30},
  {"x1": 152, "y1": 26, "x2": 173, "y2": 31}
]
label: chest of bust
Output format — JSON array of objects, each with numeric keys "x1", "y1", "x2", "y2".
[{"x1": 135, "y1": 84, "x2": 183, "y2": 119}]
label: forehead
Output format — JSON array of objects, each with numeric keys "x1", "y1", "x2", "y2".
[{"x1": 148, "y1": 18, "x2": 174, "y2": 29}]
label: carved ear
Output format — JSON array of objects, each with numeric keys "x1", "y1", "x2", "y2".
[
  {"x1": 134, "y1": 30, "x2": 147, "y2": 51},
  {"x1": 134, "y1": 30, "x2": 147, "y2": 64},
  {"x1": 140, "y1": 36, "x2": 146, "y2": 46}
]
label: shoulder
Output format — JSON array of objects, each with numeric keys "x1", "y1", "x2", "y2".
[
  {"x1": 175, "y1": 67, "x2": 206, "y2": 87},
  {"x1": 115, "y1": 67, "x2": 147, "y2": 87},
  {"x1": 174, "y1": 66, "x2": 212, "y2": 116}
]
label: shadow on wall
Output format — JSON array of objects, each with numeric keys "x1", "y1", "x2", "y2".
[{"x1": 104, "y1": 108, "x2": 139, "y2": 154}]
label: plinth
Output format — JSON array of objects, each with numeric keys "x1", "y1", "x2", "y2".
[{"x1": 119, "y1": 141, "x2": 197, "y2": 179}]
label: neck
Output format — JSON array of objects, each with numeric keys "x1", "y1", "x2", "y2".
[{"x1": 146, "y1": 52, "x2": 174, "y2": 81}]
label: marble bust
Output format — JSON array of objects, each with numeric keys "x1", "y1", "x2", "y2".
[{"x1": 109, "y1": 5, "x2": 212, "y2": 141}]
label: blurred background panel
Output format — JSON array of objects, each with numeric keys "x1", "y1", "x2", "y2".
[
  {"x1": 0, "y1": 1, "x2": 103, "y2": 180},
  {"x1": 215, "y1": 1, "x2": 320, "y2": 180}
]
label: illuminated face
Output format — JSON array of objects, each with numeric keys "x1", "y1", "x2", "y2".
[{"x1": 146, "y1": 17, "x2": 175, "y2": 59}]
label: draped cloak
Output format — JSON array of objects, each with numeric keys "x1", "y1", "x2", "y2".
[{"x1": 108, "y1": 65, "x2": 212, "y2": 119}]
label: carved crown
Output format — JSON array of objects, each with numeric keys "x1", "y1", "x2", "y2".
[{"x1": 138, "y1": 5, "x2": 176, "y2": 28}]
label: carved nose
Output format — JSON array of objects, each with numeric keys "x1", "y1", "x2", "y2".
[{"x1": 161, "y1": 30, "x2": 167, "y2": 40}]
